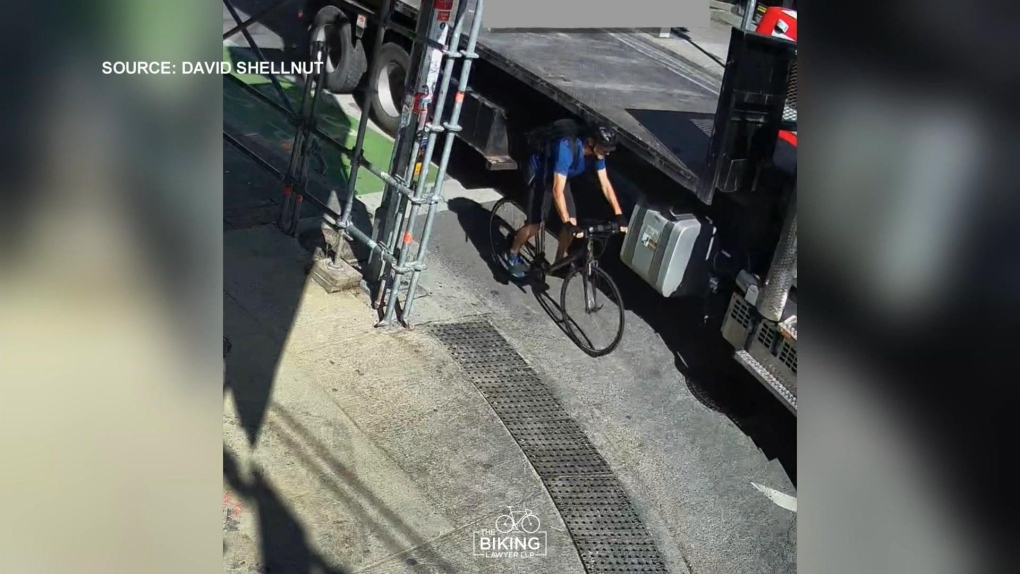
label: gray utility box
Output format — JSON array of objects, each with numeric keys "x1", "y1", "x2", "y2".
[{"x1": 619, "y1": 203, "x2": 717, "y2": 298}]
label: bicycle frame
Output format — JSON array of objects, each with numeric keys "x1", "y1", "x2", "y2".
[
  {"x1": 533, "y1": 222, "x2": 600, "y2": 276},
  {"x1": 533, "y1": 222, "x2": 608, "y2": 314},
  {"x1": 493, "y1": 202, "x2": 625, "y2": 356}
]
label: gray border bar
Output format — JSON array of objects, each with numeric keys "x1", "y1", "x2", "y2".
[{"x1": 483, "y1": 0, "x2": 709, "y2": 29}]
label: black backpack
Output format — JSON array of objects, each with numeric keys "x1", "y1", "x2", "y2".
[{"x1": 524, "y1": 119, "x2": 584, "y2": 180}]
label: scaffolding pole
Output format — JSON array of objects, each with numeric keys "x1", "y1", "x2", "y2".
[
  {"x1": 333, "y1": 0, "x2": 397, "y2": 237},
  {"x1": 366, "y1": 0, "x2": 459, "y2": 287},
  {"x1": 280, "y1": 42, "x2": 332, "y2": 236},
  {"x1": 401, "y1": 0, "x2": 482, "y2": 324},
  {"x1": 380, "y1": 0, "x2": 474, "y2": 325},
  {"x1": 225, "y1": 73, "x2": 410, "y2": 185},
  {"x1": 276, "y1": 57, "x2": 318, "y2": 234},
  {"x1": 741, "y1": 0, "x2": 759, "y2": 30},
  {"x1": 222, "y1": 0, "x2": 481, "y2": 329}
]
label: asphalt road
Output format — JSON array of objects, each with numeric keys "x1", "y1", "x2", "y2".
[{"x1": 405, "y1": 188, "x2": 797, "y2": 574}]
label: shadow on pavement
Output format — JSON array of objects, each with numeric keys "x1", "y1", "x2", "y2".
[
  {"x1": 445, "y1": 193, "x2": 796, "y2": 486},
  {"x1": 441, "y1": 192, "x2": 518, "y2": 286},
  {"x1": 223, "y1": 139, "x2": 303, "y2": 447},
  {"x1": 221, "y1": 5, "x2": 473, "y2": 570},
  {"x1": 268, "y1": 407, "x2": 458, "y2": 572},
  {"x1": 226, "y1": 133, "x2": 449, "y2": 569},
  {"x1": 225, "y1": 139, "x2": 432, "y2": 570},
  {"x1": 223, "y1": 119, "x2": 374, "y2": 574},
  {"x1": 531, "y1": 282, "x2": 568, "y2": 332},
  {"x1": 224, "y1": 448, "x2": 348, "y2": 574},
  {"x1": 670, "y1": 27, "x2": 727, "y2": 69},
  {"x1": 599, "y1": 239, "x2": 798, "y2": 486}
]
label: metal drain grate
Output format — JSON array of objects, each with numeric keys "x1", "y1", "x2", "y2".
[
  {"x1": 430, "y1": 320, "x2": 669, "y2": 573},
  {"x1": 548, "y1": 476, "x2": 668, "y2": 572},
  {"x1": 504, "y1": 417, "x2": 613, "y2": 476}
]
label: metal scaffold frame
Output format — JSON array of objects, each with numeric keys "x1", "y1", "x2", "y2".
[{"x1": 222, "y1": 0, "x2": 484, "y2": 328}]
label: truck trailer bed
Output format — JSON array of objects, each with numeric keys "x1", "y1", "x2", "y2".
[
  {"x1": 348, "y1": 0, "x2": 725, "y2": 191},
  {"x1": 475, "y1": 29, "x2": 721, "y2": 190}
]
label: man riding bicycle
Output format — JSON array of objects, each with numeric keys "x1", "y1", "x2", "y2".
[{"x1": 501, "y1": 122, "x2": 628, "y2": 280}]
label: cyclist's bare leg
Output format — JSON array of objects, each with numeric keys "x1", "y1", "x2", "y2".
[
  {"x1": 554, "y1": 218, "x2": 578, "y2": 262},
  {"x1": 510, "y1": 223, "x2": 539, "y2": 255}
]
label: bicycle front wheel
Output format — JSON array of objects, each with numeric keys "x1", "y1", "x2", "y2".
[{"x1": 560, "y1": 265, "x2": 625, "y2": 357}]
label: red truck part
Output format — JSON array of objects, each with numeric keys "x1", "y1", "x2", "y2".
[
  {"x1": 758, "y1": 8, "x2": 798, "y2": 149},
  {"x1": 756, "y1": 7, "x2": 797, "y2": 42}
]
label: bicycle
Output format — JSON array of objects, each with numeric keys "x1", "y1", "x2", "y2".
[
  {"x1": 490, "y1": 197, "x2": 626, "y2": 357},
  {"x1": 494, "y1": 506, "x2": 541, "y2": 534}
]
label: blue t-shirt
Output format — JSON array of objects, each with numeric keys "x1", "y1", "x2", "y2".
[{"x1": 530, "y1": 137, "x2": 606, "y2": 184}]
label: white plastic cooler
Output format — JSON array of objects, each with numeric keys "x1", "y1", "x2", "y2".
[{"x1": 619, "y1": 204, "x2": 717, "y2": 298}]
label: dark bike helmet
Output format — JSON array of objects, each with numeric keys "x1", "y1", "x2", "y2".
[{"x1": 589, "y1": 124, "x2": 618, "y2": 152}]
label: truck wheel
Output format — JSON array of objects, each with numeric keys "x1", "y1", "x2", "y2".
[
  {"x1": 307, "y1": 6, "x2": 367, "y2": 94},
  {"x1": 368, "y1": 42, "x2": 410, "y2": 136}
]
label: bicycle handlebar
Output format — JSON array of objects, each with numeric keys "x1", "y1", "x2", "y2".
[{"x1": 577, "y1": 221, "x2": 622, "y2": 238}]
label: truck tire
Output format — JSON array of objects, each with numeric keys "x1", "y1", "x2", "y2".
[
  {"x1": 307, "y1": 6, "x2": 367, "y2": 94},
  {"x1": 368, "y1": 42, "x2": 410, "y2": 137}
]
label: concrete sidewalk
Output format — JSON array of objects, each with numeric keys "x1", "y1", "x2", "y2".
[{"x1": 223, "y1": 222, "x2": 586, "y2": 573}]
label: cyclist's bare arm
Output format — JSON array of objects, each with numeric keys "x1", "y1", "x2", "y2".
[
  {"x1": 596, "y1": 168, "x2": 623, "y2": 218},
  {"x1": 597, "y1": 168, "x2": 627, "y2": 232},
  {"x1": 551, "y1": 173, "x2": 576, "y2": 228}
]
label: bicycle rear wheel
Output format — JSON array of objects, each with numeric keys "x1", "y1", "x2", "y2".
[
  {"x1": 560, "y1": 265, "x2": 625, "y2": 356},
  {"x1": 489, "y1": 197, "x2": 540, "y2": 270}
]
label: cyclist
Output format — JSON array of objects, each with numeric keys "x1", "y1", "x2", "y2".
[{"x1": 501, "y1": 123, "x2": 628, "y2": 280}]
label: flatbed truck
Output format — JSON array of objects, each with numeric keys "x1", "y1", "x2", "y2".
[{"x1": 300, "y1": 0, "x2": 799, "y2": 413}]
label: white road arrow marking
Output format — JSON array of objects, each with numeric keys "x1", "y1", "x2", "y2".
[{"x1": 752, "y1": 482, "x2": 797, "y2": 513}]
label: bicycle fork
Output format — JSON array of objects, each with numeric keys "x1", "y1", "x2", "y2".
[{"x1": 582, "y1": 244, "x2": 603, "y2": 314}]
